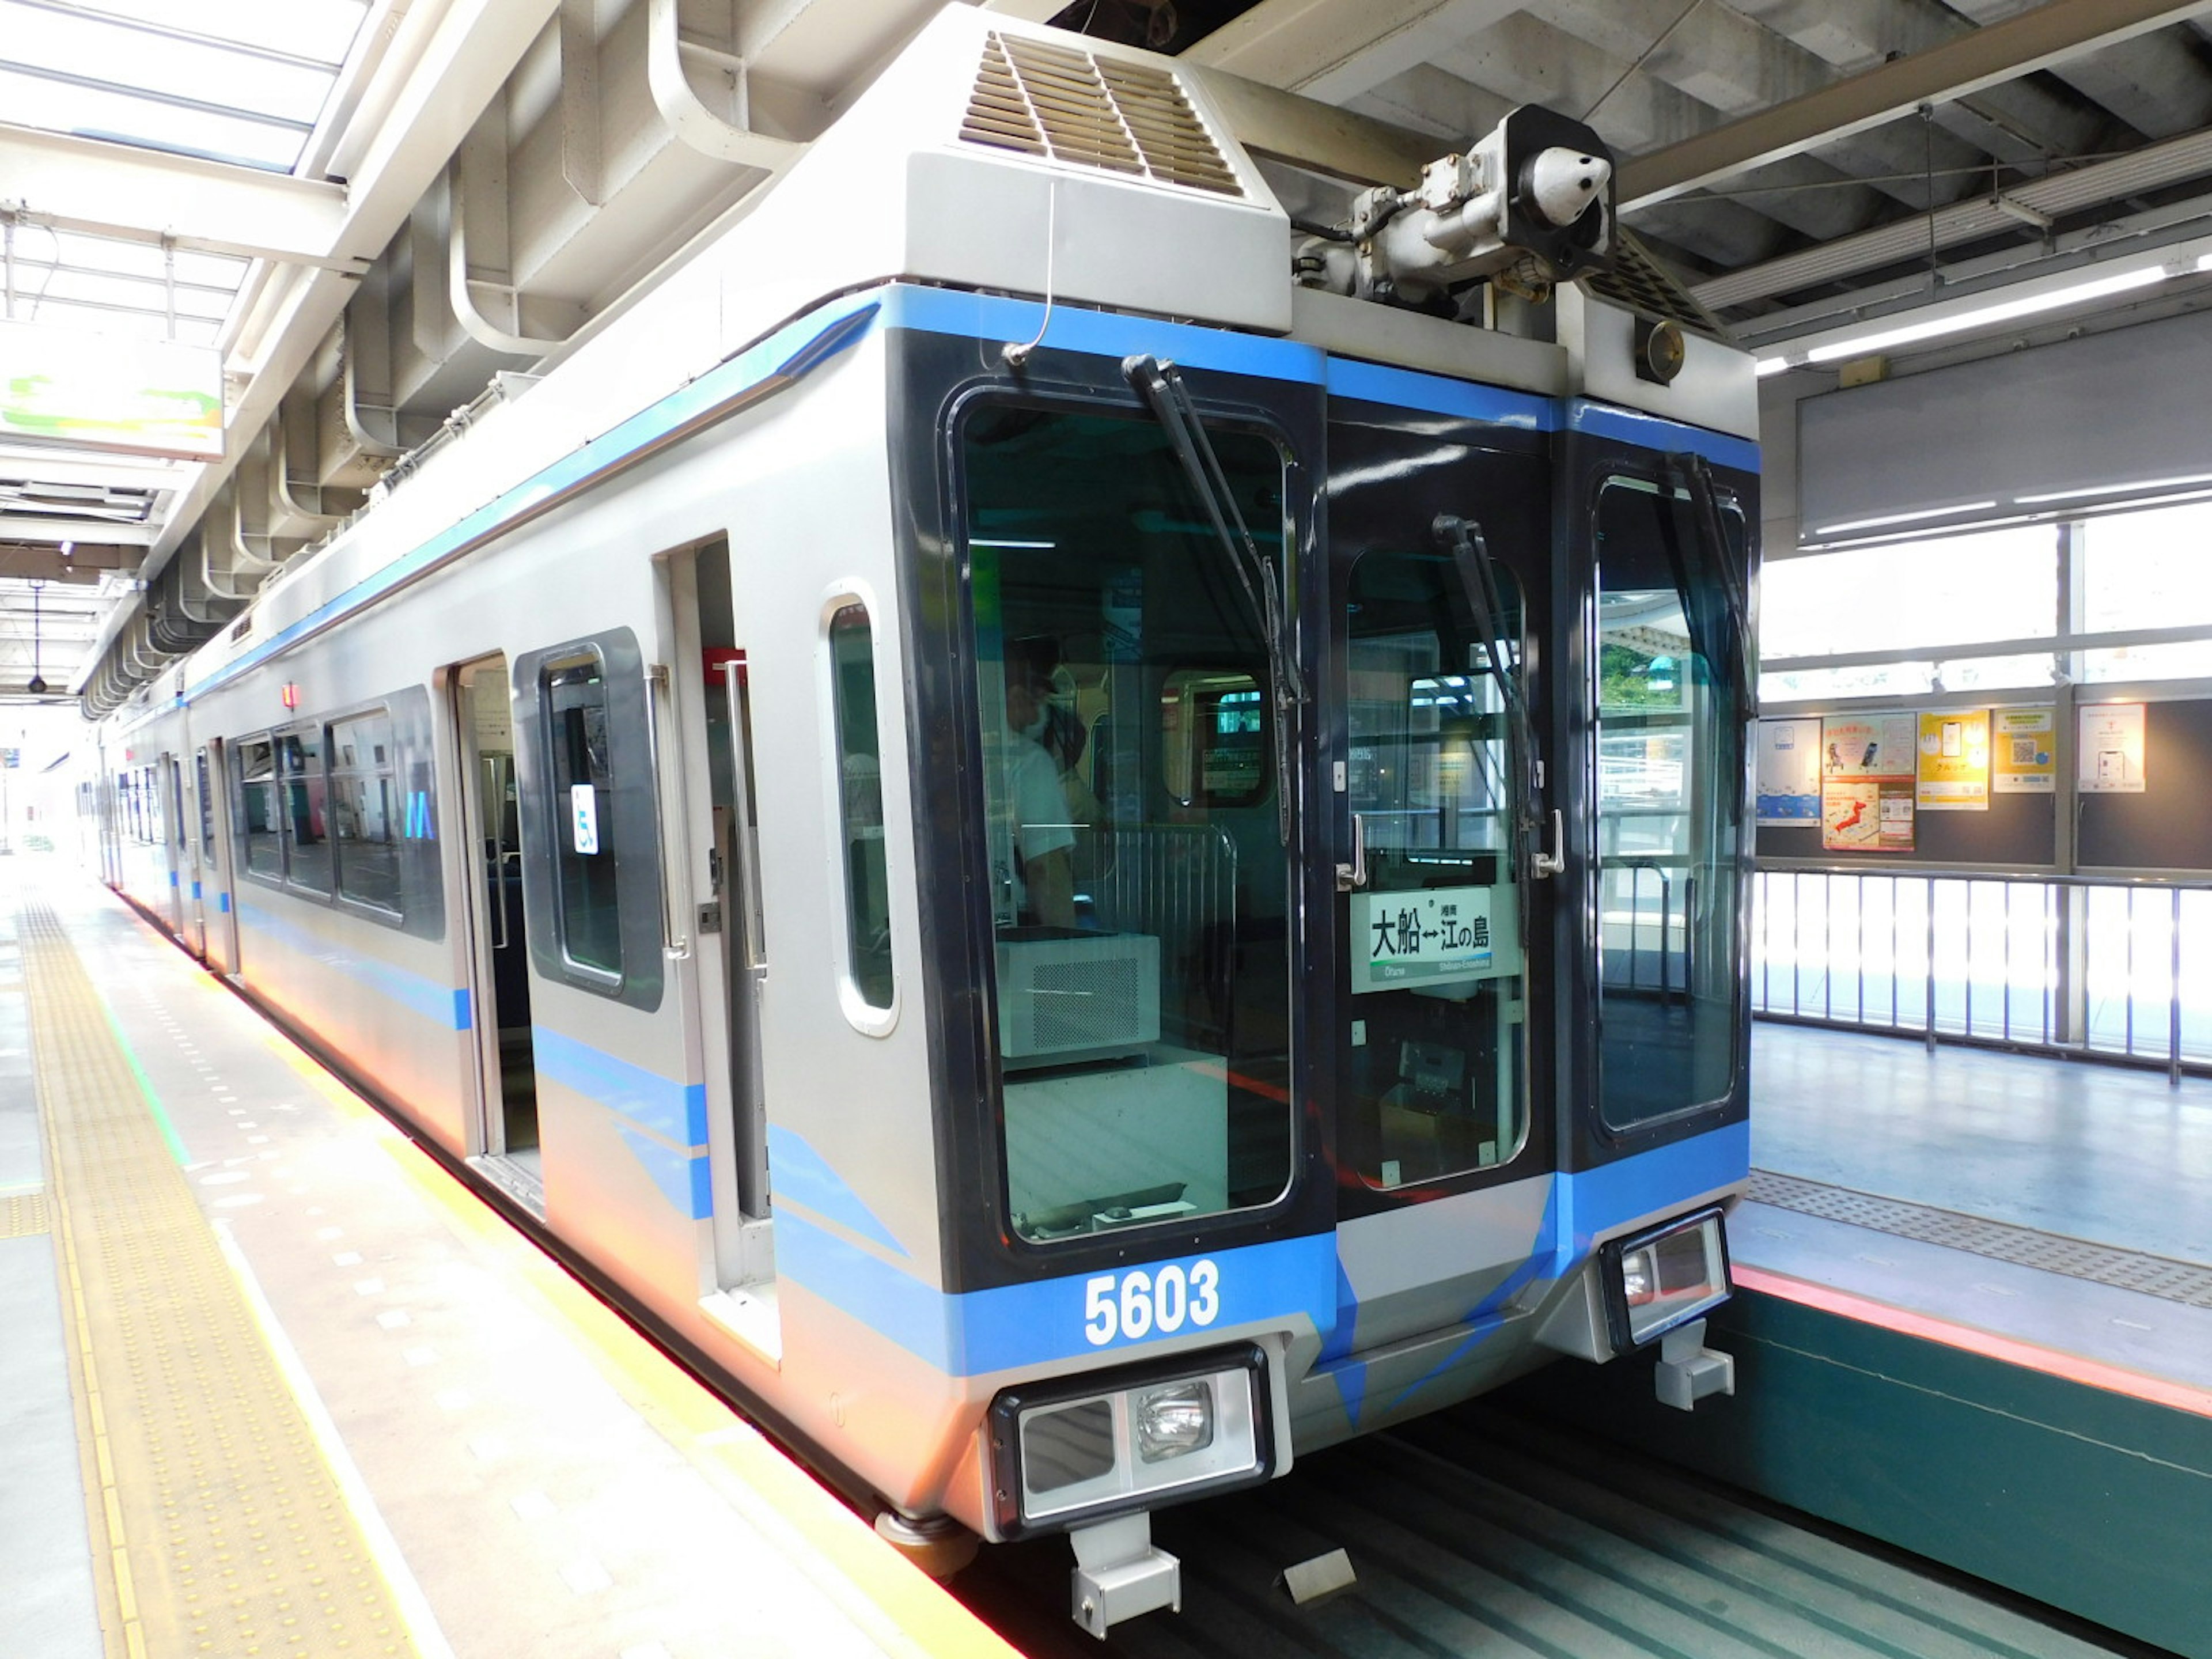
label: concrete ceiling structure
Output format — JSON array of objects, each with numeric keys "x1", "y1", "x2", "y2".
[{"x1": 5, "y1": 0, "x2": 2212, "y2": 707}]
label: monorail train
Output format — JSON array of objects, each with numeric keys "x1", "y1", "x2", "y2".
[{"x1": 92, "y1": 9, "x2": 1756, "y2": 1634}]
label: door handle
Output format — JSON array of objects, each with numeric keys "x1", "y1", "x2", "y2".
[
  {"x1": 1335, "y1": 810, "x2": 1369, "y2": 892},
  {"x1": 1531, "y1": 808, "x2": 1566, "y2": 880}
]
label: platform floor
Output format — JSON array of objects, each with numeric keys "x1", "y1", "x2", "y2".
[
  {"x1": 1740, "y1": 1020, "x2": 2212, "y2": 1412},
  {"x1": 0, "y1": 861, "x2": 1010, "y2": 1659}
]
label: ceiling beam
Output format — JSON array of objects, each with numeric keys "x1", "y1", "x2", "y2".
[
  {"x1": 1617, "y1": 0, "x2": 2212, "y2": 210},
  {"x1": 0, "y1": 123, "x2": 357, "y2": 269},
  {"x1": 1183, "y1": 0, "x2": 1522, "y2": 103},
  {"x1": 1188, "y1": 66, "x2": 1437, "y2": 187}
]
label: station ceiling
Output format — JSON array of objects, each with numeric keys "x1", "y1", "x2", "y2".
[{"x1": 3, "y1": 0, "x2": 2210, "y2": 704}]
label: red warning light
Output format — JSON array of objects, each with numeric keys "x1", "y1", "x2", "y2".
[{"x1": 281, "y1": 683, "x2": 300, "y2": 711}]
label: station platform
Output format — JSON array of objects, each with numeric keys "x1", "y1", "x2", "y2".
[
  {"x1": 1532, "y1": 1020, "x2": 2212, "y2": 1659},
  {"x1": 0, "y1": 861, "x2": 1015, "y2": 1659}
]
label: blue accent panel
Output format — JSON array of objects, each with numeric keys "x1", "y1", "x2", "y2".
[
  {"x1": 615, "y1": 1124, "x2": 714, "y2": 1220},
  {"x1": 235, "y1": 898, "x2": 467, "y2": 1029},
  {"x1": 190, "y1": 880, "x2": 202, "y2": 900},
  {"x1": 1316, "y1": 1257, "x2": 1359, "y2": 1366},
  {"x1": 532, "y1": 1025, "x2": 707, "y2": 1146},
  {"x1": 1334, "y1": 1360, "x2": 1369, "y2": 1426},
  {"x1": 168, "y1": 869, "x2": 179, "y2": 888},
  {"x1": 776, "y1": 1214, "x2": 1338, "y2": 1377},
  {"x1": 451, "y1": 987, "x2": 472, "y2": 1032},
  {"x1": 181, "y1": 290, "x2": 888, "y2": 705},
  {"x1": 217, "y1": 892, "x2": 231, "y2": 913},
  {"x1": 1562, "y1": 1120, "x2": 1750, "y2": 1255},
  {"x1": 1325, "y1": 356, "x2": 1553, "y2": 430},
  {"x1": 1569, "y1": 400, "x2": 1760, "y2": 474},
  {"x1": 764, "y1": 1125, "x2": 908, "y2": 1257},
  {"x1": 881, "y1": 285, "x2": 1326, "y2": 386}
]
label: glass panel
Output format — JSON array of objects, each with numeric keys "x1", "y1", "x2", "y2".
[
  {"x1": 963, "y1": 407, "x2": 1294, "y2": 1242},
  {"x1": 2081, "y1": 499, "x2": 2212, "y2": 635},
  {"x1": 330, "y1": 711, "x2": 399, "y2": 913},
  {"x1": 196, "y1": 751, "x2": 214, "y2": 857},
  {"x1": 1760, "y1": 527, "x2": 2056, "y2": 659},
  {"x1": 236, "y1": 737, "x2": 281, "y2": 878},
  {"x1": 278, "y1": 729, "x2": 329, "y2": 893},
  {"x1": 1596, "y1": 480, "x2": 1745, "y2": 1127},
  {"x1": 544, "y1": 656, "x2": 623, "y2": 977},
  {"x1": 829, "y1": 605, "x2": 894, "y2": 1010},
  {"x1": 1343, "y1": 547, "x2": 1528, "y2": 1188},
  {"x1": 2082, "y1": 639, "x2": 2212, "y2": 683}
]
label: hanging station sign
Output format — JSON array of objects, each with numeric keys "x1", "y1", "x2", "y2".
[{"x1": 0, "y1": 318, "x2": 224, "y2": 461}]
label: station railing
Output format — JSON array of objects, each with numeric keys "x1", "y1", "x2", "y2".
[{"x1": 1751, "y1": 866, "x2": 2212, "y2": 1085}]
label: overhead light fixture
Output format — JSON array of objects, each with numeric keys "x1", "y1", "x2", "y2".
[
  {"x1": 2016, "y1": 472, "x2": 2212, "y2": 505},
  {"x1": 1753, "y1": 357, "x2": 1793, "y2": 377},
  {"x1": 1802, "y1": 266, "x2": 2168, "y2": 364},
  {"x1": 1813, "y1": 502, "x2": 1998, "y2": 536}
]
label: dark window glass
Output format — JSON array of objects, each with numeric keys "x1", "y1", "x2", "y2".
[
  {"x1": 330, "y1": 711, "x2": 400, "y2": 914},
  {"x1": 237, "y1": 737, "x2": 281, "y2": 878},
  {"x1": 1594, "y1": 479, "x2": 1746, "y2": 1127},
  {"x1": 963, "y1": 406, "x2": 1295, "y2": 1241},
  {"x1": 196, "y1": 751, "x2": 215, "y2": 857},
  {"x1": 830, "y1": 604, "x2": 894, "y2": 1011},
  {"x1": 278, "y1": 728, "x2": 330, "y2": 894},
  {"x1": 544, "y1": 655, "x2": 622, "y2": 978}
]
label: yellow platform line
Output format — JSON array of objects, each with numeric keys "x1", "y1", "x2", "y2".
[
  {"x1": 202, "y1": 965, "x2": 1025, "y2": 1659},
  {"x1": 22, "y1": 903, "x2": 430, "y2": 1659}
]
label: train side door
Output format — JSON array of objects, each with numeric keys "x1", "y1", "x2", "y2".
[
  {"x1": 1325, "y1": 408, "x2": 1560, "y2": 1330},
  {"x1": 199, "y1": 741, "x2": 242, "y2": 972},
  {"x1": 161, "y1": 753, "x2": 187, "y2": 935},
  {"x1": 452, "y1": 653, "x2": 541, "y2": 1202},
  {"x1": 178, "y1": 750, "x2": 206, "y2": 956}
]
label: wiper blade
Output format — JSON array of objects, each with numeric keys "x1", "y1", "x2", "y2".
[
  {"x1": 1668, "y1": 452, "x2": 1758, "y2": 718},
  {"x1": 1431, "y1": 513, "x2": 1558, "y2": 886},
  {"x1": 1123, "y1": 353, "x2": 1304, "y2": 843}
]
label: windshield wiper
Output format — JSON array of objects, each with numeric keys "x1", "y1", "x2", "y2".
[
  {"x1": 1667, "y1": 452, "x2": 1758, "y2": 718},
  {"x1": 1123, "y1": 354, "x2": 1305, "y2": 843},
  {"x1": 1432, "y1": 513, "x2": 1563, "y2": 885}
]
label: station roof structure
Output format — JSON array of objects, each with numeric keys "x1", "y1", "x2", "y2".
[{"x1": 4, "y1": 0, "x2": 2211, "y2": 704}]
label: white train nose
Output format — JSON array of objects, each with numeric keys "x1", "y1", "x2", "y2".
[{"x1": 1528, "y1": 146, "x2": 1613, "y2": 225}]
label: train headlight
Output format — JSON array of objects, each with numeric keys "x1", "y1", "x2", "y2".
[
  {"x1": 988, "y1": 1345, "x2": 1272, "y2": 1537},
  {"x1": 1601, "y1": 1207, "x2": 1732, "y2": 1351},
  {"x1": 1133, "y1": 1381, "x2": 1213, "y2": 1463}
]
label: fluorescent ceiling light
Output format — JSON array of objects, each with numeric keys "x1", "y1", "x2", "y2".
[
  {"x1": 1753, "y1": 357, "x2": 1791, "y2": 377},
  {"x1": 2016, "y1": 472, "x2": 2212, "y2": 505},
  {"x1": 1804, "y1": 266, "x2": 2167, "y2": 363},
  {"x1": 1813, "y1": 502, "x2": 1998, "y2": 536}
]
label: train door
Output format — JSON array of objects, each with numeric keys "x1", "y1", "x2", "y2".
[
  {"x1": 681, "y1": 541, "x2": 775, "y2": 1304},
  {"x1": 160, "y1": 754, "x2": 187, "y2": 934},
  {"x1": 1323, "y1": 405, "x2": 1560, "y2": 1344},
  {"x1": 199, "y1": 740, "x2": 243, "y2": 974},
  {"x1": 453, "y1": 653, "x2": 541, "y2": 1198},
  {"x1": 178, "y1": 750, "x2": 206, "y2": 956}
]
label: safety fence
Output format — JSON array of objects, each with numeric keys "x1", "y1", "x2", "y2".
[{"x1": 1751, "y1": 867, "x2": 2212, "y2": 1084}]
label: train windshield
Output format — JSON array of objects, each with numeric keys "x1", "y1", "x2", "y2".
[
  {"x1": 1593, "y1": 476, "x2": 1748, "y2": 1125},
  {"x1": 961, "y1": 405, "x2": 1296, "y2": 1243}
]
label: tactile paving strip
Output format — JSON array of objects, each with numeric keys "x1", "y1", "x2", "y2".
[
  {"x1": 21, "y1": 903, "x2": 423, "y2": 1659},
  {"x1": 1748, "y1": 1168, "x2": 2212, "y2": 1309},
  {"x1": 5, "y1": 1188, "x2": 50, "y2": 1236}
]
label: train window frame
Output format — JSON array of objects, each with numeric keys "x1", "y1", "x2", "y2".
[
  {"x1": 276, "y1": 725, "x2": 333, "y2": 897},
  {"x1": 541, "y1": 647, "x2": 627, "y2": 987},
  {"x1": 234, "y1": 734, "x2": 283, "y2": 882},
  {"x1": 1160, "y1": 666, "x2": 1270, "y2": 809},
  {"x1": 328, "y1": 707, "x2": 402, "y2": 919},
  {"x1": 819, "y1": 585, "x2": 900, "y2": 1034},
  {"x1": 510, "y1": 629, "x2": 664, "y2": 1012}
]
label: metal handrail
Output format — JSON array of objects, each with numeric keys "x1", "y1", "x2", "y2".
[{"x1": 1752, "y1": 865, "x2": 2212, "y2": 1086}]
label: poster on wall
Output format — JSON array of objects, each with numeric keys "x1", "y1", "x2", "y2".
[
  {"x1": 1821, "y1": 713, "x2": 1916, "y2": 851},
  {"x1": 1756, "y1": 718, "x2": 1823, "y2": 825},
  {"x1": 1991, "y1": 707, "x2": 2056, "y2": 793},
  {"x1": 2078, "y1": 703, "x2": 2146, "y2": 793},
  {"x1": 1916, "y1": 710, "x2": 1990, "y2": 810},
  {"x1": 1820, "y1": 713, "x2": 1917, "y2": 781}
]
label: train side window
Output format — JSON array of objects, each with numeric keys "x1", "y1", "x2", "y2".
[
  {"x1": 196, "y1": 750, "x2": 215, "y2": 858},
  {"x1": 543, "y1": 652, "x2": 624, "y2": 979},
  {"x1": 1161, "y1": 668, "x2": 1268, "y2": 808},
  {"x1": 330, "y1": 710, "x2": 400, "y2": 915},
  {"x1": 236, "y1": 737, "x2": 282, "y2": 879},
  {"x1": 828, "y1": 601, "x2": 895, "y2": 1014},
  {"x1": 278, "y1": 728, "x2": 331, "y2": 895}
]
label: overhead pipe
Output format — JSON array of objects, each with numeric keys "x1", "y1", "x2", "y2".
[{"x1": 645, "y1": 0, "x2": 805, "y2": 171}]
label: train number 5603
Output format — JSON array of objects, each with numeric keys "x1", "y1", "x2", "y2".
[{"x1": 1084, "y1": 1260, "x2": 1221, "y2": 1345}]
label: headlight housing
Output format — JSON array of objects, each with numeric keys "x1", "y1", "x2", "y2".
[
  {"x1": 1601, "y1": 1206, "x2": 1732, "y2": 1351},
  {"x1": 987, "y1": 1344, "x2": 1272, "y2": 1538}
]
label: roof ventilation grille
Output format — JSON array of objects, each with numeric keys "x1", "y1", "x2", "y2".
[{"x1": 961, "y1": 32, "x2": 1241, "y2": 198}]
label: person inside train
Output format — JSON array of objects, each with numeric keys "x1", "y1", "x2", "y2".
[{"x1": 1002, "y1": 634, "x2": 1079, "y2": 929}]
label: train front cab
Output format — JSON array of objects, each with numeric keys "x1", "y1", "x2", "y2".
[{"x1": 861, "y1": 301, "x2": 1757, "y2": 1623}]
